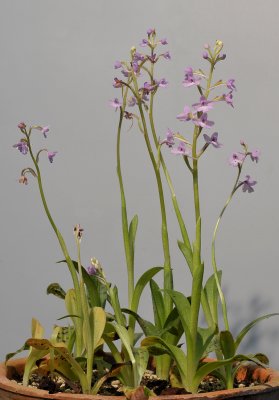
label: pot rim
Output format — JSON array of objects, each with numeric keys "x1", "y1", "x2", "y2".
[{"x1": 1, "y1": 358, "x2": 279, "y2": 400}]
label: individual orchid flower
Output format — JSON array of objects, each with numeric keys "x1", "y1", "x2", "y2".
[
  {"x1": 47, "y1": 151, "x2": 57, "y2": 163},
  {"x1": 160, "y1": 38, "x2": 168, "y2": 45},
  {"x1": 176, "y1": 105, "x2": 192, "y2": 122},
  {"x1": 161, "y1": 128, "x2": 175, "y2": 148},
  {"x1": 193, "y1": 113, "x2": 214, "y2": 129},
  {"x1": 182, "y1": 67, "x2": 201, "y2": 87},
  {"x1": 241, "y1": 175, "x2": 257, "y2": 193},
  {"x1": 140, "y1": 38, "x2": 149, "y2": 47},
  {"x1": 229, "y1": 152, "x2": 245, "y2": 167},
  {"x1": 227, "y1": 79, "x2": 236, "y2": 91},
  {"x1": 203, "y1": 132, "x2": 222, "y2": 148},
  {"x1": 223, "y1": 91, "x2": 234, "y2": 107},
  {"x1": 157, "y1": 78, "x2": 168, "y2": 88},
  {"x1": 13, "y1": 140, "x2": 28, "y2": 155},
  {"x1": 128, "y1": 96, "x2": 137, "y2": 107},
  {"x1": 250, "y1": 149, "x2": 260, "y2": 163},
  {"x1": 73, "y1": 224, "x2": 84, "y2": 240},
  {"x1": 41, "y1": 126, "x2": 50, "y2": 138},
  {"x1": 163, "y1": 51, "x2": 171, "y2": 60},
  {"x1": 192, "y1": 96, "x2": 214, "y2": 113},
  {"x1": 114, "y1": 60, "x2": 122, "y2": 69},
  {"x1": 109, "y1": 98, "x2": 122, "y2": 109},
  {"x1": 171, "y1": 140, "x2": 191, "y2": 156},
  {"x1": 19, "y1": 175, "x2": 28, "y2": 185}
]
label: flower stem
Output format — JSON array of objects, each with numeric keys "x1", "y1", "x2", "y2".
[
  {"x1": 211, "y1": 167, "x2": 242, "y2": 331},
  {"x1": 26, "y1": 134, "x2": 83, "y2": 356}
]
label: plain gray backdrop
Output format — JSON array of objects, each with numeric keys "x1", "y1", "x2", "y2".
[{"x1": 1, "y1": 0, "x2": 279, "y2": 368}]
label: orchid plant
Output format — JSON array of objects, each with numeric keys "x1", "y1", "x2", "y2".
[{"x1": 9, "y1": 29, "x2": 278, "y2": 396}]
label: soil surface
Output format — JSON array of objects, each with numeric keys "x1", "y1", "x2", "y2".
[{"x1": 11, "y1": 366, "x2": 261, "y2": 396}]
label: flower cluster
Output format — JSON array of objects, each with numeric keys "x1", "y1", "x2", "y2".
[{"x1": 13, "y1": 124, "x2": 57, "y2": 184}]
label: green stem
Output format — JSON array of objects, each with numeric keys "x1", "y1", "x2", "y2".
[
  {"x1": 192, "y1": 126, "x2": 201, "y2": 224},
  {"x1": 211, "y1": 167, "x2": 242, "y2": 331},
  {"x1": 116, "y1": 109, "x2": 134, "y2": 309},
  {"x1": 138, "y1": 104, "x2": 172, "y2": 316},
  {"x1": 131, "y1": 72, "x2": 173, "y2": 317},
  {"x1": 75, "y1": 235, "x2": 93, "y2": 393},
  {"x1": 26, "y1": 135, "x2": 83, "y2": 356},
  {"x1": 149, "y1": 93, "x2": 192, "y2": 254}
]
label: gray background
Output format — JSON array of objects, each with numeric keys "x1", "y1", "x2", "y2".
[{"x1": 1, "y1": 0, "x2": 279, "y2": 368}]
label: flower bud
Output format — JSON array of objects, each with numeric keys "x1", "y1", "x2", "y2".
[
  {"x1": 18, "y1": 122, "x2": 26, "y2": 130},
  {"x1": 203, "y1": 51, "x2": 209, "y2": 59}
]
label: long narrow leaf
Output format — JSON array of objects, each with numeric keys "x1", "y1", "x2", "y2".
[
  {"x1": 204, "y1": 271, "x2": 222, "y2": 325},
  {"x1": 235, "y1": 313, "x2": 279, "y2": 350},
  {"x1": 150, "y1": 279, "x2": 165, "y2": 329},
  {"x1": 141, "y1": 336, "x2": 188, "y2": 388},
  {"x1": 131, "y1": 267, "x2": 163, "y2": 313}
]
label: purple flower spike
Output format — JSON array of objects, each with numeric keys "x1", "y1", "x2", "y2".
[
  {"x1": 192, "y1": 96, "x2": 214, "y2": 113},
  {"x1": 250, "y1": 149, "x2": 260, "y2": 163},
  {"x1": 177, "y1": 105, "x2": 192, "y2": 122},
  {"x1": 171, "y1": 141, "x2": 191, "y2": 156},
  {"x1": 48, "y1": 151, "x2": 57, "y2": 163},
  {"x1": 161, "y1": 128, "x2": 175, "y2": 148},
  {"x1": 203, "y1": 132, "x2": 222, "y2": 148},
  {"x1": 229, "y1": 152, "x2": 245, "y2": 167},
  {"x1": 241, "y1": 175, "x2": 257, "y2": 193},
  {"x1": 227, "y1": 79, "x2": 236, "y2": 91},
  {"x1": 193, "y1": 113, "x2": 214, "y2": 129},
  {"x1": 163, "y1": 51, "x2": 171, "y2": 60},
  {"x1": 41, "y1": 126, "x2": 50, "y2": 138},
  {"x1": 109, "y1": 98, "x2": 122, "y2": 109},
  {"x1": 160, "y1": 38, "x2": 168, "y2": 45},
  {"x1": 114, "y1": 60, "x2": 122, "y2": 69},
  {"x1": 13, "y1": 140, "x2": 28, "y2": 155}
]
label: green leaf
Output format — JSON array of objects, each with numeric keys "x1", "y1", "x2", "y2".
[
  {"x1": 220, "y1": 330, "x2": 236, "y2": 359},
  {"x1": 128, "y1": 215, "x2": 138, "y2": 263},
  {"x1": 46, "y1": 283, "x2": 66, "y2": 299},
  {"x1": 141, "y1": 336, "x2": 188, "y2": 388},
  {"x1": 178, "y1": 240, "x2": 193, "y2": 273},
  {"x1": 110, "y1": 286, "x2": 127, "y2": 326},
  {"x1": 134, "y1": 347, "x2": 149, "y2": 385},
  {"x1": 235, "y1": 313, "x2": 279, "y2": 350},
  {"x1": 192, "y1": 353, "x2": 269, "y2": 393},
  {"x1": 150, "y1": 279, "x2": 165, "y2": 329},
  {"x1": 122, "y1": 308, "x2": 160, "y2": 336},
  {"x1": 196, "y1": 325, "x2": 218, "y2": 361},
  {"x1": 204, "y1": 271, "x2": 222, "y2": 325},
  {"x1": 165, "y1": 290, "x2": 191, "y2": 345},
  {"x1": 5, "y1": 342, "x2": 30, "y2": 364},
  {"x1": 91, "y1": 307, "x2": 106, "y2": 349},
  {"x1": 163, "y1": 307, "x2": 183, "y2": 339},
  {"x1": 131, "y1": 267, "x2": 163, "y2": 314},
  {"x1": 57, "y1": 314, "x2": 81, "y2": 320}
]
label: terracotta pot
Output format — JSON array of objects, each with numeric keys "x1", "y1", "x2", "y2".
[{"x1": 1, "y1": 358, "x2": 279, "y2": 400}]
